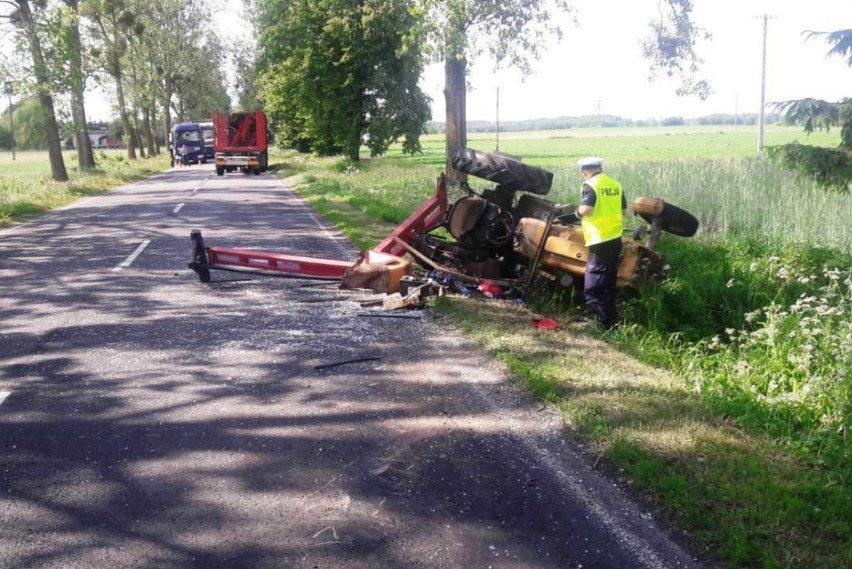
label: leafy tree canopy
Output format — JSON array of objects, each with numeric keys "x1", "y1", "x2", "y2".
[
  {"x1": 641, "y1": 0, "x2": 711, "y2": 100},
  {"x1": 768, "y1": 29, "x2": 852, "y2": 193},
  {"x1": 255, "y1": 0, "x2": 430, "y2": 160}
]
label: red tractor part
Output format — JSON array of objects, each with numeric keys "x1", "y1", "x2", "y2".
[{"x1": 189, "y1": 176, "x2": 449, "y2": 293}]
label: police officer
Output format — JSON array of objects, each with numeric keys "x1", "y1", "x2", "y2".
[{"x1": 566, "y1": 156, "x2": 626, "y2": 329}]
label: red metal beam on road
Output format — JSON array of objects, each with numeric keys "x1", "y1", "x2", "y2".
[
  {"x1": 207, "y1": 248, "x2": 352, "y2": 279},
  {"x1": 373, "y1": 176, "x2": 448, "y2": 256},
  {"x1": 196, "y1": 176, "x2": 449, "y2": 283}
]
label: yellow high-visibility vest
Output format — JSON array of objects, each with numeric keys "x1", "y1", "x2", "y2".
[{"x1": 581, "y1": 173, "x2": 623, "y2": 245}]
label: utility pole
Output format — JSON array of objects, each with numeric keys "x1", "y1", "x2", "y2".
[
  {"x1": 757, "y1": 14, "x2": 776, "y2": 154},
  {"x1": 4, "y1": 82, "x2": 14, "y2": 161},
  {"x1": 495, "y1": 87, "x2": 500, "y2": 151}
]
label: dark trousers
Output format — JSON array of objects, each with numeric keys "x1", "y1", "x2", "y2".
[{"x1": 584, "y1": 238, "x2": 622, "y2": 329}]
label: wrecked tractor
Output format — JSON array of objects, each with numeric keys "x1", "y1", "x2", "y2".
[
  {"x1": 188, "y1": 148, "x2": 698, "y2": 297},
  {"x1": 406, "y1": 148, "x2": 699, "y2": 291}
]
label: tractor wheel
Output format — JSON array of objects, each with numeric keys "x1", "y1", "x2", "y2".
[
  {"x1": 452, "y1": 148, "x2": 554, "y2": 195},
  {"x1": 216, "y1": 167, "x2": 225, "y2": 176},
  {"x1": 633, "y1": 197, "x2": 699, "y2": 238}
]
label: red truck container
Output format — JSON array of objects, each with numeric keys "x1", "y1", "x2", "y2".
[{"x1": 213, "y1": 111, "x2": 269, "y2": 176}]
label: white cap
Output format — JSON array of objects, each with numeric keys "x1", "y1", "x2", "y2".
[{"x1": 577, "y1": 156, "x2": 604, "y2": 169}]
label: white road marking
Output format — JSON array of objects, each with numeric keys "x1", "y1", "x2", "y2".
[
  {"x1": 173, "y1": 202, "x2": 185, "y2": 214},
  {"x1": 113, "y1": 240, "x2": 151, "y2": 271},
  {"x1": 0, "y1": 391, "x2": 11, "y2": 407}
]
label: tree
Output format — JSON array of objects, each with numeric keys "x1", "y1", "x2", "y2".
[
  {"x1": 230, "y1": 36, "x2": 262, "y2": 111},
  {"x1": 416, "y1": 0, "x2": 569, "y2": 182},
  {"x1": 171, "y1": 33, "x2": 230, "y2": 121},
  {"x1": 255, "y1": 0, "x2": 431, "y2": 161},
  {"x1": 641, "y1": 0, "x2": 711, "y2": 100},
  {"x1": 768, "y1": 30, "x2": 852, "y2": 193},
  {"x1": 417, "y1": 0, "x2": 713, "y2": 182},
  {"x1": 0, "y1": 0, "x2": 68, "y2": 180},
  {"x1": 59, "y1": 0, "x2": 95, "y2": 169},
  {"x1": 138, "y1": 0, "x2": 230, "y2": 155},
  {"x1": 9, "y1": 95, "x2": 48, "y2": 149},
  {"x1": 82, "y1": 0, "x2": 144, "y2": 160}
]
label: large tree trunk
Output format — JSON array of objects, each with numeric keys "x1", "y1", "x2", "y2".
[
  {"x1": 149, "y1": 104, "x2": 159, "y2": 154},
  {"x1": 143, "y1": 106, "x2": 156, "y2": 157},
  {"x1": 64, "y1": 0, "x2": 95, "y2": 170},
  {"x1": 114, "y1": 73, "x2": 137, "y2": 160},
  {"x1": 131, "y1": 106, "x2": 145, "y2": 158},
  {"x1": 444, "y1": 55, "x2": 467, "y2": 185},
  {"x1": 19, "y1": 0, "x2": 68, "y2": 181},
  {"x1": 162, "y1": 83, "x2": 173, "y2": 165}
]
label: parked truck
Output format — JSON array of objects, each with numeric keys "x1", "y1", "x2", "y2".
[
  {"x1": 199, "y1": 121, "x2": 215, "y2": 161},
  {"x1": 170, "y1": 122, "x2": 206, "y2": 166},
  {"x1": 213, "y1": 111, "x2": 269, "y2": 176}
]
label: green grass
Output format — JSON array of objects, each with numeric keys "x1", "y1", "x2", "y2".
[
  {"x1": 273, "y1": 125, "x2": 851, "y2": 568},
  {"x1": 0, "y1": 149, "x2": 170, "y2": 226}
]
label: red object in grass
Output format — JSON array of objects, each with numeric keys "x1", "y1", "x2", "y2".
[
  {"x1": 531, "y1": 317, "x2": 561, "y2": 330},
  {"x1": 478, "y1": 282, "x2": 505, "y2": 298}
]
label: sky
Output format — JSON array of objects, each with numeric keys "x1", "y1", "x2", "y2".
[
  {"x1": 423, "y1": 0, "x2": 852, "y2": 121},
  {"x1": 66, "y1": 0, "x2": 852, "y2": 122}
]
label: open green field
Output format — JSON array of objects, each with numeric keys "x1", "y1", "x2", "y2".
[
  {"x1": 408, "y1": 124, "x2": 842, "y2": 165},
  {"x1": 0, "y1": 149, "x2": 170, "y2": 226},
  {"x1": 273, "y1": 123, "x2": 851, "y2": 569}
]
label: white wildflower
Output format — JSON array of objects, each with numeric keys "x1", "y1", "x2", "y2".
[
  {"x1": 824, "y1": 268, "x2": 840, "y2": 281},
  {"x1": 707, "y1": 335, "x2": 722, "y2": 350},
  {"x1": 726, "y1": 278, "x2": 735, "y2": 288},
  {"x1": 768, "y1": 256, "x2": 780, "y2": 263}
]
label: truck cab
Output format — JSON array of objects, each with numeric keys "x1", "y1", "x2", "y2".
[
  {"x1": 199, "y1": 121, "x2": 215, "y2": 161},
  {"x1": 171, "y1": 123, "x2": 205, "y2": 165}
]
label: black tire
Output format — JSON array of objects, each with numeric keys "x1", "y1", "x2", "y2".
[
  {"x1": 253, "y1": 167, "x2": 261, "y2": 175},
  {"x1": 452, "y1": 148, "x2": 554, "y2": 195},
  {"x1": 216, "y1": 167, "x2": 225, "y2": 176},
  {"x1": 636, "y1": 200, "x2": 699, "y2": 237}
]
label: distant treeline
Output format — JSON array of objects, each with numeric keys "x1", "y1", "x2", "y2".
[{"x1": 423, "y1": 113, "x2": 782, "y2": 134}]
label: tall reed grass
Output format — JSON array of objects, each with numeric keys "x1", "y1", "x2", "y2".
[{"x1": 547, "y1": 157, "x2": 852, "y2": 254}]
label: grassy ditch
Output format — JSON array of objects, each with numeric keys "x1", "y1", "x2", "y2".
[
  {"x1": 0, "y1": 150, "x2": 170, "y2": 227},
  {"x1": 277, "y1": 132, "x2": 850, "y2": 569}
]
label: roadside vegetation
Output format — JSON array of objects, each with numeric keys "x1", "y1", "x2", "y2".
[
  {"x1": 0, "y1": 150, "x2": 169, "y2": 226},
  {"x1": 272, "y1": 125, "x2": 851, "y2": 569}
]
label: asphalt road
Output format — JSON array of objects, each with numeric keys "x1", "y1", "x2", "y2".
[{"x1": 0, "y1": 164, "x2": 703, "y2": 568}]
